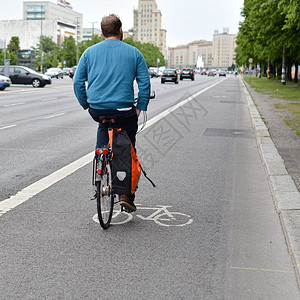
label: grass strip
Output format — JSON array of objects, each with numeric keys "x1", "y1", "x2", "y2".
[{"x1": 243, "y1": 76, "x2": 300, "y2": 136}]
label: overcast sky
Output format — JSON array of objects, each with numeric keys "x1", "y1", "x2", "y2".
[{"x1": 0, "y1": 0, "x2": 244, "y2": 47}]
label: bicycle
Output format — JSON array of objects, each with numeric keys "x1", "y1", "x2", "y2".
[
  {"x1": 92, "y1": 93, "x2": 155, "y2": 229},
  {"x1": 92, "y1": 117, "x2": 118, "y2": 229}
]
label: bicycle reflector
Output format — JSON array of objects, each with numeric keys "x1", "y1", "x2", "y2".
[
  {"x1": 102, "y1": 148, "x2": 109, "y2": 155},
  {"x1": 95, "y1": 148, "x2": 101, "y2": 155},
  {"x1": 97, "y1": 169, "x2": 101, "y2": 175}
]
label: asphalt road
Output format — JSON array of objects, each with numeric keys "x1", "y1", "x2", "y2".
[{"x1": 1, "y1": 75, "x2": 299, "y2": 299}]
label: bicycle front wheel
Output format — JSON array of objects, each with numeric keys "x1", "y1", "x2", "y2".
[{"x1": 96, "y1": 160, "x2": 114, "y2": 229}]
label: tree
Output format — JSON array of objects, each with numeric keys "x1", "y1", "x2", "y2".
[
  {"x1": 7, "y1": 36, "x2": 20, "y2": 53},
  {"x1": 123, "y1": 37, "x2": 165, "y2": 67},
  {"x1": 61, "y1": 36, "x2": 77, "y2": 67},
  {"x1": 235, "y1": 0, "x2": 300, "y2": 80}
]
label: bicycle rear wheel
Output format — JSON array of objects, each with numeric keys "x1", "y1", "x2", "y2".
[{"x1": 96, "y1": 159, "x2": 114, "y2": 229}]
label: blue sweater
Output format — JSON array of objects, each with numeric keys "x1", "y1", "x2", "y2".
[{"x1": 73, "y1": 39, "x2": 151, "y2": 111}]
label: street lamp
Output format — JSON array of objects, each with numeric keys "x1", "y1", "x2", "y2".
[
  {"x1": 40, "y1": 4, "x2": 44, "y2": 73},
  {"x1": 88, "y1": 21, "x2": 98, "y2": 39},
  {"x1": 76, "y1": 16, "x2": 79, "y2": 65}
]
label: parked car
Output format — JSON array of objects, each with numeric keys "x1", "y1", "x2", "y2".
[
  {"x1": 207, "y1": 69, "x2": 217, "y2": 76},
  {"x1": 0, "y1": 75, "x2": 11, "y2": 90},
  {"x1": 218, "y1": 71, "x2": 226, "y2": 77},
  {"x1": 148, "y1": 69, "x2": 157, "y2": 78},
  {"x1": 200, "y1": 69, "x2": 207, "y2": 75},
  {"x1": 62, "y1": 68, "x2": 71, "y2": 75},
  {"x1": 0, "y1": 65, "x2": 51, "y2": 88},
  {"x1": 45, "y1": 68, "x2": 63, "y2": 79},
  {"x1": 161, "y1": 69, "x2": 179, "y2": 84},
  {"x1": 69, "y1": 66, "x2": 77, "y2": 79},
  {"x1": 180, "y1": 68, "x2": 194, "y2": 81}
]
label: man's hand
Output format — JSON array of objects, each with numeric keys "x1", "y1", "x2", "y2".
[{"x1": 135, "y1": 108, "x2": 141, "y2": 118}]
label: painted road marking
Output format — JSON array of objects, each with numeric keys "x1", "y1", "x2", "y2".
[
  {"x1": 0, "y1": 79, "x2": 226, "y2": 217},
  {"x1": 0, "y1": 124, "x2": 17, "y2": 130},
  {"x1": 3, "y1": 102, "x2": 26, "y2": 107},
  {"x1": 42, "y1": 98, "x2": 57, "y2": 102},
  {"x1": 44, "y1": 113, "x2": 66, "y2": 119},
  {"x1": 92, "y1": 205, "x2": 193, "y2": 227},
  {"x1": 0, "y1": 152, "x2": 94, "y2": 216},
  {"x1": 230, "y1": 267, "x2": 292, "y2": 273}
]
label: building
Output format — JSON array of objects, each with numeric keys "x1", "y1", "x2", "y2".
[
  {"x1": 82, "y1": 27, "x2": 102, "y2": 42},
  {"x1": 132, "y1": 0, "x2": 167, "y2": 58},
  {"x1": 24, "y1": 1, "x2": 83, "y2": 45},
  {"x1": 212, "y1": 28, "x2": 236, "y2": 69},
  {"x1": 0, "y1": 1, "x2": 83, "y2": 50},
  {"x1": 168, "y1": 40, "x2": 213, "y2": 69}
]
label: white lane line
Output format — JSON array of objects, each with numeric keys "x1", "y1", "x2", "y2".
[
  {"x1": 3, "y1": 102, "x2": 26, "y2": 107},
  {"x1": 44, "y1": 113, "x2": 66, "y2": 119},
  {"x1": 0, "y1": 78, "x2": 226, "y2": 217},
  {"x1": 0, "y1": 152, "x2": 93, "y2": 216},
  {"x1": 0, "y1": 124, "x2": 17, "y2": 130},
  {"x1": 42, "y1": 98, "x2": 57, "y2": 102}
]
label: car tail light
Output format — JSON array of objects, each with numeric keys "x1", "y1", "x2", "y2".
[
  {"x1": 162, "y1": 73, "x2": 164, "y2": 76},
  {"x1": 174, "y1": 73, "x2": 177, "y2": 76},
  {"x1": 190, "y1": 72, "x2": 193, "y2": 74}
]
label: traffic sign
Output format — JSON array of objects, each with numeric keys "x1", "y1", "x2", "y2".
[{"x1": 0, "y1": 40, "x2": 5, "y2": 49}]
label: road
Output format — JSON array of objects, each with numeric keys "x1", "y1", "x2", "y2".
[{"x1": 1, "y1": 75, "x2": 299, "y2": 299}]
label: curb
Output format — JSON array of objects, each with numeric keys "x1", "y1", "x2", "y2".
[{"x1": 240, "y1": 77, "x2": 300, "y2": 284}]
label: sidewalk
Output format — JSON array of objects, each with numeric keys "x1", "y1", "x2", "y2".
[{"x1": 241, "y1": 77, "x2": 300, "y2": 285}]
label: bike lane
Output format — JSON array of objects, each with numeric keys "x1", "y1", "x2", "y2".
[{"x1": 1, "y1": 77, "x2": 299, "y2": 299}]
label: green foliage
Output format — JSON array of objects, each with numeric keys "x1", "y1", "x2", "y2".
[
  {"x1": 61, "y1": 36, "x2": 77, "y2": 67},
  {"x1": 7, "y1": 36, "x2": 20, "y2": 53},
  {"x1": 236, "y1": 0, "x2": 300, "y2": 70},
  {"x1": 0, "y1": 50, "x2": 17, "y2": 65},
  {"x1": 123, "y1": 38, "x2": 165, "y2": 67},
  {"x1": 4, "y1": 34, "x2": 165, "y2": 71}
]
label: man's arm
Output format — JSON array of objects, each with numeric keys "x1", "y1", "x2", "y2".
[
  {"x1": 73, "y1": 52, "x2": 89, "y2": 110},
  {"x1": 135, "y1": 53, "x2": 151, "y2": 112}
]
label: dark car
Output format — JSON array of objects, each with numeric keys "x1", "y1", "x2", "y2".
[
  {"x1": 180, "y1": 68, "x2": 194, "y2": 81},
  {"x1": 218, "y1": 71, "x2": 226, "y2": 77},
  {"x1": 0, "y1": 65, "x2": 51, "y2": 88},
  {"x1": 69, "y1": 66, "x2": 77, "y2": 79},
  {"x1": 161, "y1": 69, "x2": 179, "y2": 84},
  {"x1": 200, "y1": 69, "x2": 207, "y2": 75},
  {"x1": 148, "y1": 68, "x2": 159, "y2": 78}
]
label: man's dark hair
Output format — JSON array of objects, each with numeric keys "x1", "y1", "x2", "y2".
[{"x1": 101, "y1": 14, "x2": 122, "y2": 38}]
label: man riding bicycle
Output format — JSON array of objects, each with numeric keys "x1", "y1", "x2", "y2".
[{"x1": 73, "y1": 14, "x2": 151, "y2": 212}]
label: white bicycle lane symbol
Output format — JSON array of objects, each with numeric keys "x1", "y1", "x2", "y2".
[{"x1": 92, "y1": 204, "x2": 193, "y2": 227}]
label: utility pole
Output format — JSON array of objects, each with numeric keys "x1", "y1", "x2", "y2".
[
  {"x1": 76, "y1": 17, "x2": 79, "y2": 65},
  {"x1": 40, "y1": 5, "x2": 43, "y2": 73}
]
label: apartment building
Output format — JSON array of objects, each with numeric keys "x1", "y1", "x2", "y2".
[
  {"x1": 212, "y1": 28, "x2": 236, "y2": 69},
  {"x1": 168, "y1": 40, "x2": 213, "y2": 69},
  {"x1": 132, "y1": 0, "x2": 167, "y2": 58},
  {"x1": 0, "y1": 1, "x2": 83, "y2": 49},
  {"x1": 82, "y1": 27, "x2": 102, "y2": 41}
]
